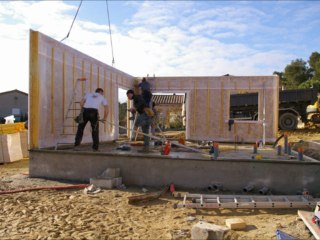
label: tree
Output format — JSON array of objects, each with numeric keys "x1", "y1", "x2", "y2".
[
  {"x1": 300, "y1": 52, "x2": 320, "y2": 89},
  {"x1": 308, "y1": 52, "x2": 320, "y2": 71},
  {"x1": 273, "y1": 71, "x2": 286, "y2": 87},
  {"x1": 283, "y1": 59, "x2": 310, "y2": 89},
  {"x1": 311, "y1": 58, "x2": 320, "y2": 88}
]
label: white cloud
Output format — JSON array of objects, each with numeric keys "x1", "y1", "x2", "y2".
[
  {"x1": 0, "y1": 1, "x2": 78, "y2": 93},
  {"x1": 189, "y1": 20, "x2": 248, "y2": 35},
  {"x1": 0, "y1": 0, "x2": 307, "y2": 95}
]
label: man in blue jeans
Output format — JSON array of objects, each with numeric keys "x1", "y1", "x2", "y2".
[
  {"x1": 74, "y1": 88, "x2": 108, "y2": 151},
  {"x1": 126, "y1": 89, "x2": 151, "y2": 152}
]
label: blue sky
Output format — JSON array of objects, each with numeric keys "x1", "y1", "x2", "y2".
[{"x1": 0, "y1": 0, "x2": 319, "y2": 95}]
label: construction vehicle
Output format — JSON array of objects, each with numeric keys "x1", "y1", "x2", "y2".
[{"x1": 230, "y1": 88, "x2": 320, "y2": 130}]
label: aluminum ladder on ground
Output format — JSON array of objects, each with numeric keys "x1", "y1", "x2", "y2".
[
  {"x1": 55, "y1": 78, "x2": 87, "y2": 150},
  {"x1": 174, "y1": 193, "x2": 320, "y2": 209}
]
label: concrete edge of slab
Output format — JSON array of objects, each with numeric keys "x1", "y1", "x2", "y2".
[{"x1": 29, "y1": 149, "x2": 320, "y2": 165}]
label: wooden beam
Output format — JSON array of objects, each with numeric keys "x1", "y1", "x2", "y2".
[
  {"x1": 104, "y1": 69, "x2": 107, "y2": 133},
  {"x1": 50, "y1": 47, "x2": 55, "y2": 134},
  {"x1": 90, "y1": 63, "x2": 93, "y2": 92},
  {"x1": 298, "y1": 210, "x2": 320, "y2": 239},
  {"x1": 97, "y1": 66, "x2": 100, "y2": 88},
  {"x1": 62, "y1": 51, "x2": 66, "y2": 133},
  {"x1": 81, "y1": 60, "x2": 85, "y2": 95},
  {"x1": 109, "y1": 73, "x2": 113, "y2": 133},
  {"x1": 193, "y1": 80, "x2": 197, "y2": 135},
  {"x1": 29, "y1": 30, "x2": 40, "y2": 148},
  {"x1": 219, "y1": 81, "x2": 224, "y2": 136},
  {"x1": 206, "y1": 80, "x2": 210, "y2": 132},
  {"x1": 128, "y1": 186, "x2": 169, "y2": 204},
  {"x1": 72, "y1": 55, "x2": 76, "y2": 133}
]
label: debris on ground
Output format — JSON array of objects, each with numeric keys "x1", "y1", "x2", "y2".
[
  {"x1": 170, "y1": 229, "x2": 190, "y2": 239},
  {"x1": 191, "y1": 221, "x2": 229, "y2": 240},
  {"x1": 186, "y1": 216, "x2": 197, "y2": 222},
  {"x1": 116, "y1": 145, "x2": 131, "y2": 151},
  {"x1": 1, "y1": 127, "x2": 320, "y2": 239},
  {"x1": 83, "y1": 184, "x2": 101, "y2": 195},
  {"x1": 225, "y1": 218, "x2": 246, "y2": 230},
  {"x1": 117, "y1": 184, "x2": 126, "y2": 190},
  {"x1": 128, "y1": 186, "x2": 169, "y2": 204},
  {"x1": 90, "y1": 168, "x2": 122, "y2": 189},
  {"x1": 275, "y1": 229, "x2": 297, "y2": 240}
]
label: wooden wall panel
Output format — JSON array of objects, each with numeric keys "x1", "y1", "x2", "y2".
[
  {"x1": 149, "y1": 76, "x2": 278, "y2": 143},
  {"x1": 30, "y1": 30, "x2": 278, "y2": 148},
  {"x1": 29, "y1": 30, "x2": 134, "y2": 148}
]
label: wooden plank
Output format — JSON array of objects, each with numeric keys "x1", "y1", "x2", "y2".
[
  {"x1": 62, "y1": 51, "x2": 66, "y2": 134},
  {"x1": 193, "y1": 80, "x2": 197, "y2": 135},
  {"x1": 29, "y1": 30, "x2": 40, "y2": 148},
  {"x1": 183, "y1": 194, "x2": 187, "y2": 207},
  {"x1": 298, "y1": 210, "x2": 320, "y2": 240},
  {"x1": 128, "y1": 186, "x2": 169, "y2": 204},
  {"x1": 219, "y1": 81, "x2": 224, "y2": 135},
  {"x1": 50, "y1": 47, "x2": 55, "y2": 134},
  {"x1": 104, "y1": 70, "x2": 107, "y2": 133}
]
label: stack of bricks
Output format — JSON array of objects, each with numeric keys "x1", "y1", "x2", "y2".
[{"x1": 90, "y1": 168, "x2": 122, "y2": 189}]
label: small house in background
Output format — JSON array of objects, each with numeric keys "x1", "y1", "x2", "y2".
[
  {"x1": 152, "y1": 94, "x2": 185, "y2": 129},
  {"x1": 0, "y1": 89, "x2": 28, "y2": 122}
]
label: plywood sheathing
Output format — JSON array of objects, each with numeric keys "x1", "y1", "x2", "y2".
[
  {"x1": 29, "y1": 30, "x2": 134, "y2": 148},
  {"x1": 148, "y1": 76, "x2": 278, "y2": 143}
]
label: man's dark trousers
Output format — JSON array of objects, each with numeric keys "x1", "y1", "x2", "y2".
[
  {"x1": 75, "y1": 108, "x2": 99, "y2": 150},
  {"x1": 135, "y1": 112, "x2": 151, "y2": 147}
]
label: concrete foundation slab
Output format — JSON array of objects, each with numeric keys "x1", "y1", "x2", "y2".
[{"x1": 29, "y1": 143, "x2": 320, "y2": 195}]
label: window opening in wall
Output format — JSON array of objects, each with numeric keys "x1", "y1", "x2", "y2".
[
  {"x1": 229, "y1": 92, "x2": 259, "y2": 121},
  {"x1": 152, "y1": 92, "x2": 186, "y2": 132}
]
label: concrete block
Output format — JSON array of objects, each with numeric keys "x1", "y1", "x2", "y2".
[
  {"x1": 90, "y1": 178, "x2": 113, "y2": 189},
  {"x1": 112, "y1": 177, "x2": 122, "y2": 187},
  {"x1": 100, "y1": 168, "x2": 120, "y2": 178},
  {"x1": 225, "y1": 218, "x2": 246, "y2": 230},
  {"x1": 191, "y1": 221, "x2": 229, "y2": 240}
]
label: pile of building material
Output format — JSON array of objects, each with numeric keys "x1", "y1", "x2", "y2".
[
  {"x1": 298, "y1": 202, "x2": 320, "y2": 239},
  {"x1": 89, "y1": 168, "x2": 122, "y2": 189},
  {"x1": 0, "y1": 131, "x2": 28, "y2": 163}
]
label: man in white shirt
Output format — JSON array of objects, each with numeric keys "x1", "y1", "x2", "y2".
[{"x1": 74, "y1": 88, "x2": 108, "y2": 151}]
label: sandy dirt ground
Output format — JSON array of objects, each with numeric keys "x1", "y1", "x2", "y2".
[
  {"x1": 1, "y1": 128, "x2": 320, "y2": 239},
  {"x1": 0, "y1": 160, "x2": 317, "y2": 240}
]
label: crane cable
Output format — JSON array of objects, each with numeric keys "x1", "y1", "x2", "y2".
[
  {"x1": 106, "y1": 0, "x2": 115, "y2": 66},
  {"x1": 59, "y1": 0, "x2": 115, "y2": 66},
  {"x1": 60, "y1": 0, "x2": 83, "y2": 42}
]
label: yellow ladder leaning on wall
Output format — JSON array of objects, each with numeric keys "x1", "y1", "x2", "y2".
[{"x1": 55, "y1": 78, "x2": 87, "y2": 150}]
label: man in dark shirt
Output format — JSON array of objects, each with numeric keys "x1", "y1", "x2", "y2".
[
  {"x1": 138, "y1": 77, "x2": 152, "y2": 107},
  {"x1": 127, "y1": 89, "x2": 151, "y2": 152}
]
